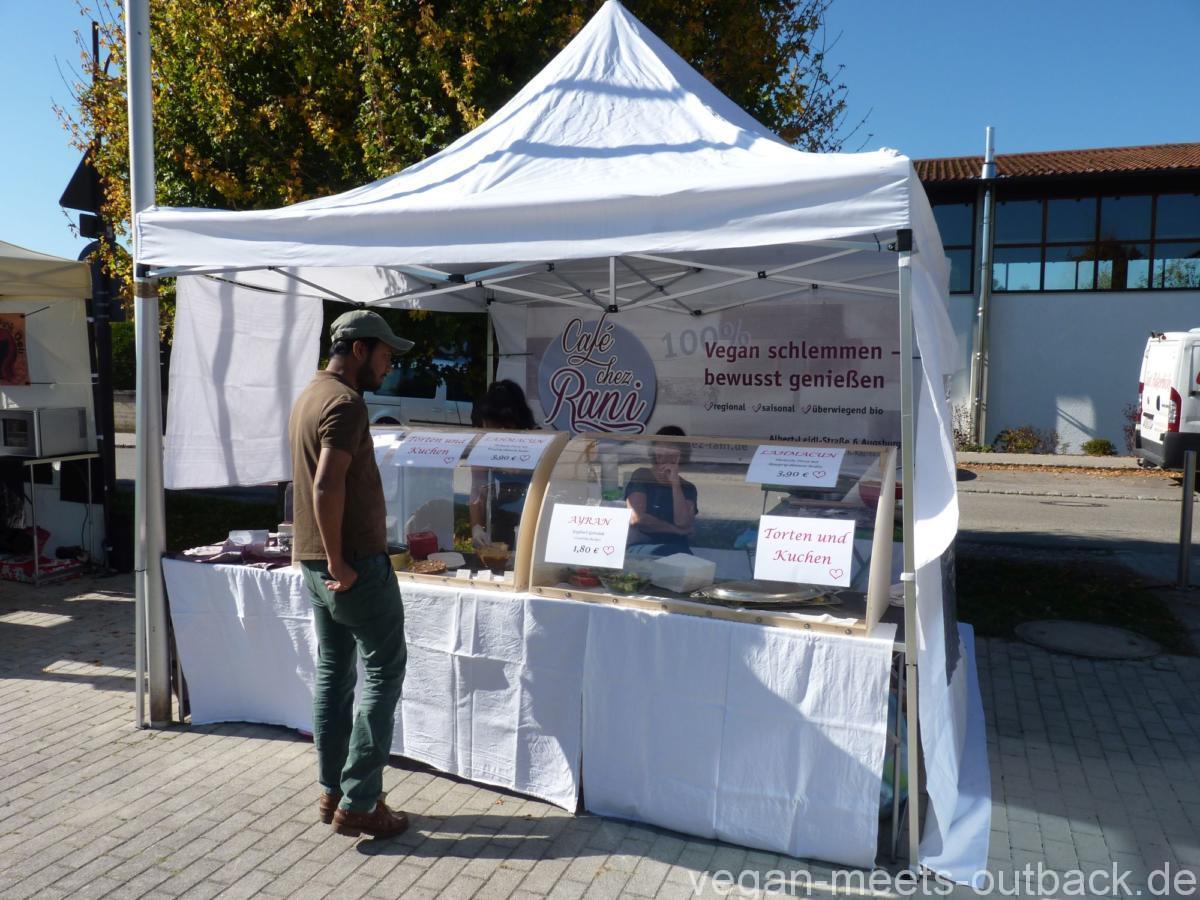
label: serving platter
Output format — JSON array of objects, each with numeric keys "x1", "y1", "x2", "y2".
[{"x1": 691, "y1": 580, "x2": 841, "y2": 608}]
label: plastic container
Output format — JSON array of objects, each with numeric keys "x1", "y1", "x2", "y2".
[
  {"x1": 649, "y1": 553, "x2": 716, "y2": 593},
  {"x1": 228, "y1": 529, "x2": 270, "y2": 555},
  {"x1": 406, "y1": 530, "x2": 439, "y2": 560}
]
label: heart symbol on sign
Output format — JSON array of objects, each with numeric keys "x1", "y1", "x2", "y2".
[
  {"x1": 443, "y1": 455, "x2": 457, "y2": 465},
  {"x1": 519, "y1": 454, "x2": 532, "y2": 462},
  {"x1": 602, "y1": 545, "x2": 615, "y2": 555},
  {"x1": 814, "y1": 469, "x2": 826, "y2": 478},
  {"x1": 829, "y1": 568, "x2": 844, "y2": 581}
]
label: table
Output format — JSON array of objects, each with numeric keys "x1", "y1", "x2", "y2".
[
  {"x1": 25, "y1": 451, "x2": 98, "y2": 585},
  {"x1": 164, "y1": 561, "x2": 588, "y2": 808},
  {"x1": 163, "y1": 560, "x2": 895, "y2": 865}
]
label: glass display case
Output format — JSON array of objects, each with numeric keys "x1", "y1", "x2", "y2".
[
  {"x1": 371, "y1": 425, "x2": 569, "y2": 591},
  {"x1": 528, "y1": 433, "x2": 898, "y2": 636}
]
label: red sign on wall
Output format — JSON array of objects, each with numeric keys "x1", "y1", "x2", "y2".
[{"x1": 0, "y1": 314, "x2": 30, "y2": 386}]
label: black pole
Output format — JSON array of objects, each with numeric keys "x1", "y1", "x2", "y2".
[{"x1": 89, "y1": 21, "x2": 118, "y2": 568}]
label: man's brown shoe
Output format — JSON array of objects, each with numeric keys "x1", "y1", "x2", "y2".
[
  {"x1": 331, "y1": 800, "x2": 410, "y2": 838},
  {"x1": 318, "y1": 791, "x2": 342, "y2": 825}
]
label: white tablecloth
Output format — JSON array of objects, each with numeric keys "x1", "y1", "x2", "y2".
[
  {"x1": 582, "y1": 605, "x2": 895, "y2": 866},
  {"x1": 163, "y1": 561, "x2": 586, "y2": 808},
  {"x1": 163, "y1": 560, "x2": 895, "y2": 863},
  {"x1": 166, "y1": 561, "x2": 318, "y2": 733},
  {"x1": 396, "y1": 583, "x2": 587, "y2": 809}
]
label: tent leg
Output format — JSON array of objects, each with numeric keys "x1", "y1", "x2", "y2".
[
  {"x1": 486, "y1": 304, "x2": 496, "y2": 383},
  {"x1": 127, "y1": 0, "x2": 171, "y2": 726},
  {"x1": 134, "y1": 278, "x2": 170, "y2": 726},
  {"x1": 896, "y1": 230, "x2": 921, "y2": 869},
  {"x1": 891, "y1": 652, "x2": 903, "y2": 862}
]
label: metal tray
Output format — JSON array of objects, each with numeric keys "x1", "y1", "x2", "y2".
[{"x1": 690, "y1": 580, "x2": 841, "y2": 608}]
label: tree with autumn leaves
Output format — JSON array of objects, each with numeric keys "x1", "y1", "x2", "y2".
[{"x1": 61, "y1": 0, "x2": 863, "y2": 388}]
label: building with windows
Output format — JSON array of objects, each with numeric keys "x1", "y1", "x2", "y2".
[{"x1": 916, "y1": 142, "x2": 1200, "y2": 453}]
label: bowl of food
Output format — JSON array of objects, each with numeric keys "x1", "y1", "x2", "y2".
[
  {"x1": 477, "y1": 541, "x2": 510, "y2": 575},
  {"x1": 598, "y1": 570, "x2": 651, "y2": 594},
  {"x1": 408, "y1": 558, "x2": 447, "y2": 575},
  {"x1": 566, "y1": 566, "x2": 602, "y2": 588}
]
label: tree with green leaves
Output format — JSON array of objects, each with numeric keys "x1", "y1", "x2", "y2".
[{"x1": 61, "y1": 0, "x2": 862, "y2": 394}]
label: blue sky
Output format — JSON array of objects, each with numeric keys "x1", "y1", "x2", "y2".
[{"x1": 4, "y1": 0, "x2": 1198, "y2": 260}]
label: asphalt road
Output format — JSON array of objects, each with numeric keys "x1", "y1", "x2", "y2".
[
  {"x1": 956, "y1": 466, "x2": 1191, "y2": 549},
  {"x1": 116, "y1": 440, "x2": 1198, "y2": 559}
]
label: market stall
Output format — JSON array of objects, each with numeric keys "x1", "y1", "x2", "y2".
[
  {"x1": 165, "y1": 423, "x2": 906, "y2": 862},
  {"x1": 0, "y1": 241, "x2": 103, "y2": 581},
  {"x1": 130, "y1": 0, "x2": 986, "y2": 883}
]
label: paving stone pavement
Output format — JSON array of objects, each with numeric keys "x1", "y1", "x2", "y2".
[{"x1": 2, "y1": 574, "x2": 1200, "y2": 899}]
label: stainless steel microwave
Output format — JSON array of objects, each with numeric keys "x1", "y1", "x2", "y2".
[{"x1": 0, "y1": 407, "x2": 90, "y2": 458}]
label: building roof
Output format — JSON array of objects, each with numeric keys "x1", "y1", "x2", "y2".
[{"x1": 915, "y1": 142, "x2": 1200, "y2": 183}]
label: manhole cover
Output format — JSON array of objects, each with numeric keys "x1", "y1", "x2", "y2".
[{"x1": 1015, "y1": 620, "x2": 1161, "y2": 660}]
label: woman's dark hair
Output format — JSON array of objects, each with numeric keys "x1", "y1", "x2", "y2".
[
  {"x1": 329, "y1": 336, "x2": 379, "y2": 358},
  {"x1": 471, "y1": 379, "x2": 537, "y2": 429},
  {"x1": 652, "y1": 425, "x2": 690, "y2": 464}
]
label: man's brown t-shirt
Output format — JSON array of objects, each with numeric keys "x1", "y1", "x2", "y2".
[{"x1": 288, "y1": 370, "x2": 387, "y2": 562}]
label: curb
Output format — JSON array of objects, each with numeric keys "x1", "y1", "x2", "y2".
[
  {"x1": 958, "y1": 486, "x2": 1183, "y2": 502},
  {"x1": 957, "y1": 451, "x2": 1139, "y2": 469}
]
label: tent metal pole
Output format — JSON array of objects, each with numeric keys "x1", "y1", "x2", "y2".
[
  {"x1": 608, "y1": 256, "x2": 616, "y2": 309},
  {"x1": 368, "y1": 271, "x2": 534, "y2": 306},
  {"x1": 266, "y1": 267, "x2": 357, "y2": 304},
  {"x1": 618, "y1": 259, "x2": 699, "y2": 314},
  {"x1": 486, "y1": 304, "x2": 495, "y2": 382},
  {"x1": 549, "y1": 270, "x2": 610, "y2": 310},
  {"x1": 631, "y1": 248, "x2": 859, "y2": 277},
  {"x1": 126, "y1": 0, "x2": 171, "y2": 726},
  {"x1": 486, "y1": 282, "x2": 602, "y2": 309},
  {"x1": 896, "y1": 229, "x2": 921, "y2": 869},
  {"x1": 969, "y1": 126, "x2": 998, "y2": 446}
]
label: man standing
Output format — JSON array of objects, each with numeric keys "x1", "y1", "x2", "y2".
[{"x1": 289, "y1": 309, "x2": 413, "y2": 838}]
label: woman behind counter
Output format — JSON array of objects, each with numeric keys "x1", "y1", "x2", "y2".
[
  {"x1": 625, "y1": 425, "x2": 698, "y2": 556},
  {"x1": 469, "y1": 380, "x2": 538, "y2": 549}
]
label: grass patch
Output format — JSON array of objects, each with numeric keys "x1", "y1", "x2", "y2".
[
  {"x1": 957, "y1": 553, "x2": 1192, "y2": 655},
  {"x1": 113, "y1": 489, "x2": 278, "y2": 555}
]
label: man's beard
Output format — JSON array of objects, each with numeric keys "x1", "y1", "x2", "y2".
[{"x1": 359, "y1": 369, "x2": 384, "y2": 393}]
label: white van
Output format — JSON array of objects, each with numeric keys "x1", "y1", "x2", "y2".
[
  {"x1": 1136, "y1": 330, "x2": 1200, "y2": 468},
  {"x1": 365, "y1": 356, "x2": 473, "y2": 426}
]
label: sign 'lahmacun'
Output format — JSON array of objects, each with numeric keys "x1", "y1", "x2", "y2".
[{"x1": 537, "y1": 313, "x2": 658, "y2": 432}]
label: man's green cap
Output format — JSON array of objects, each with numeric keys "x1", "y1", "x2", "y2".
[{"x1": 330, "y1": 309, "x2": 414, "y2": 354}]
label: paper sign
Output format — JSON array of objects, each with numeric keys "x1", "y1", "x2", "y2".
[
  {"x1": 391, "y1": 431, "x2": 473, "y2": 469},
  {"x1": 544, "y1": 503, "x2": 632, "y2": 569},
  {"x1": 745, "y1": 446, "x2": 845, "y2": 488},
  {"x1": 753, "y1": 514, "x2": 855, "y2": 586},
  {"x1": 466, "y1": 432, "x2": 556, "y2": 470}
]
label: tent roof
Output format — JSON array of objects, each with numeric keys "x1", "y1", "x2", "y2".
[
  {"x1": 0, "y1": 240, "x2": 90, "y2": 299},
  {"x1": 137, "y1": 0, "x2": 928, "y2": 273}
]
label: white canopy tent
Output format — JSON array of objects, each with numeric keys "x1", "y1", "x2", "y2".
[
  {"x1": 0, "y1": 241, "x2": 104, "y2": 561},
  {"x1": 0, "y1": 240, "x2": 91, "y2": 299},
  {"x1": 129, "y1": 0, "x2": 985, "y2": 881}
]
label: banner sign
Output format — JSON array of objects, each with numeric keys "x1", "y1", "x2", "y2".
[
  {"x1": 508, "y1": 296, "x2": 900, "y2": 446},
  {"x1": 745, "y1": 446, "x2": 845, "y2": 488},
  {"x1": 753, "y1": 514, "x2": 855, "y2": 587},
  {"x1": 536, "y1": 312, "x2": 657, "y2": 433},
  {"x1": 544, "y1": 503, "x2": 631, "y2": 568},
  {"x1": 0, "y1": 314, "x2": 30, "y2": 386},
  {"x1": 391, "y1": 431, "x2": 473, "y2": 469},
  {"x1": 466, "y1": 432, "x2": 557, "y2": 470}
]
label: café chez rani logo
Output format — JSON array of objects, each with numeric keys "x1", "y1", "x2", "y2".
[{"x1": 537, "y1": 313, "x2": 657, "y2": 433}]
